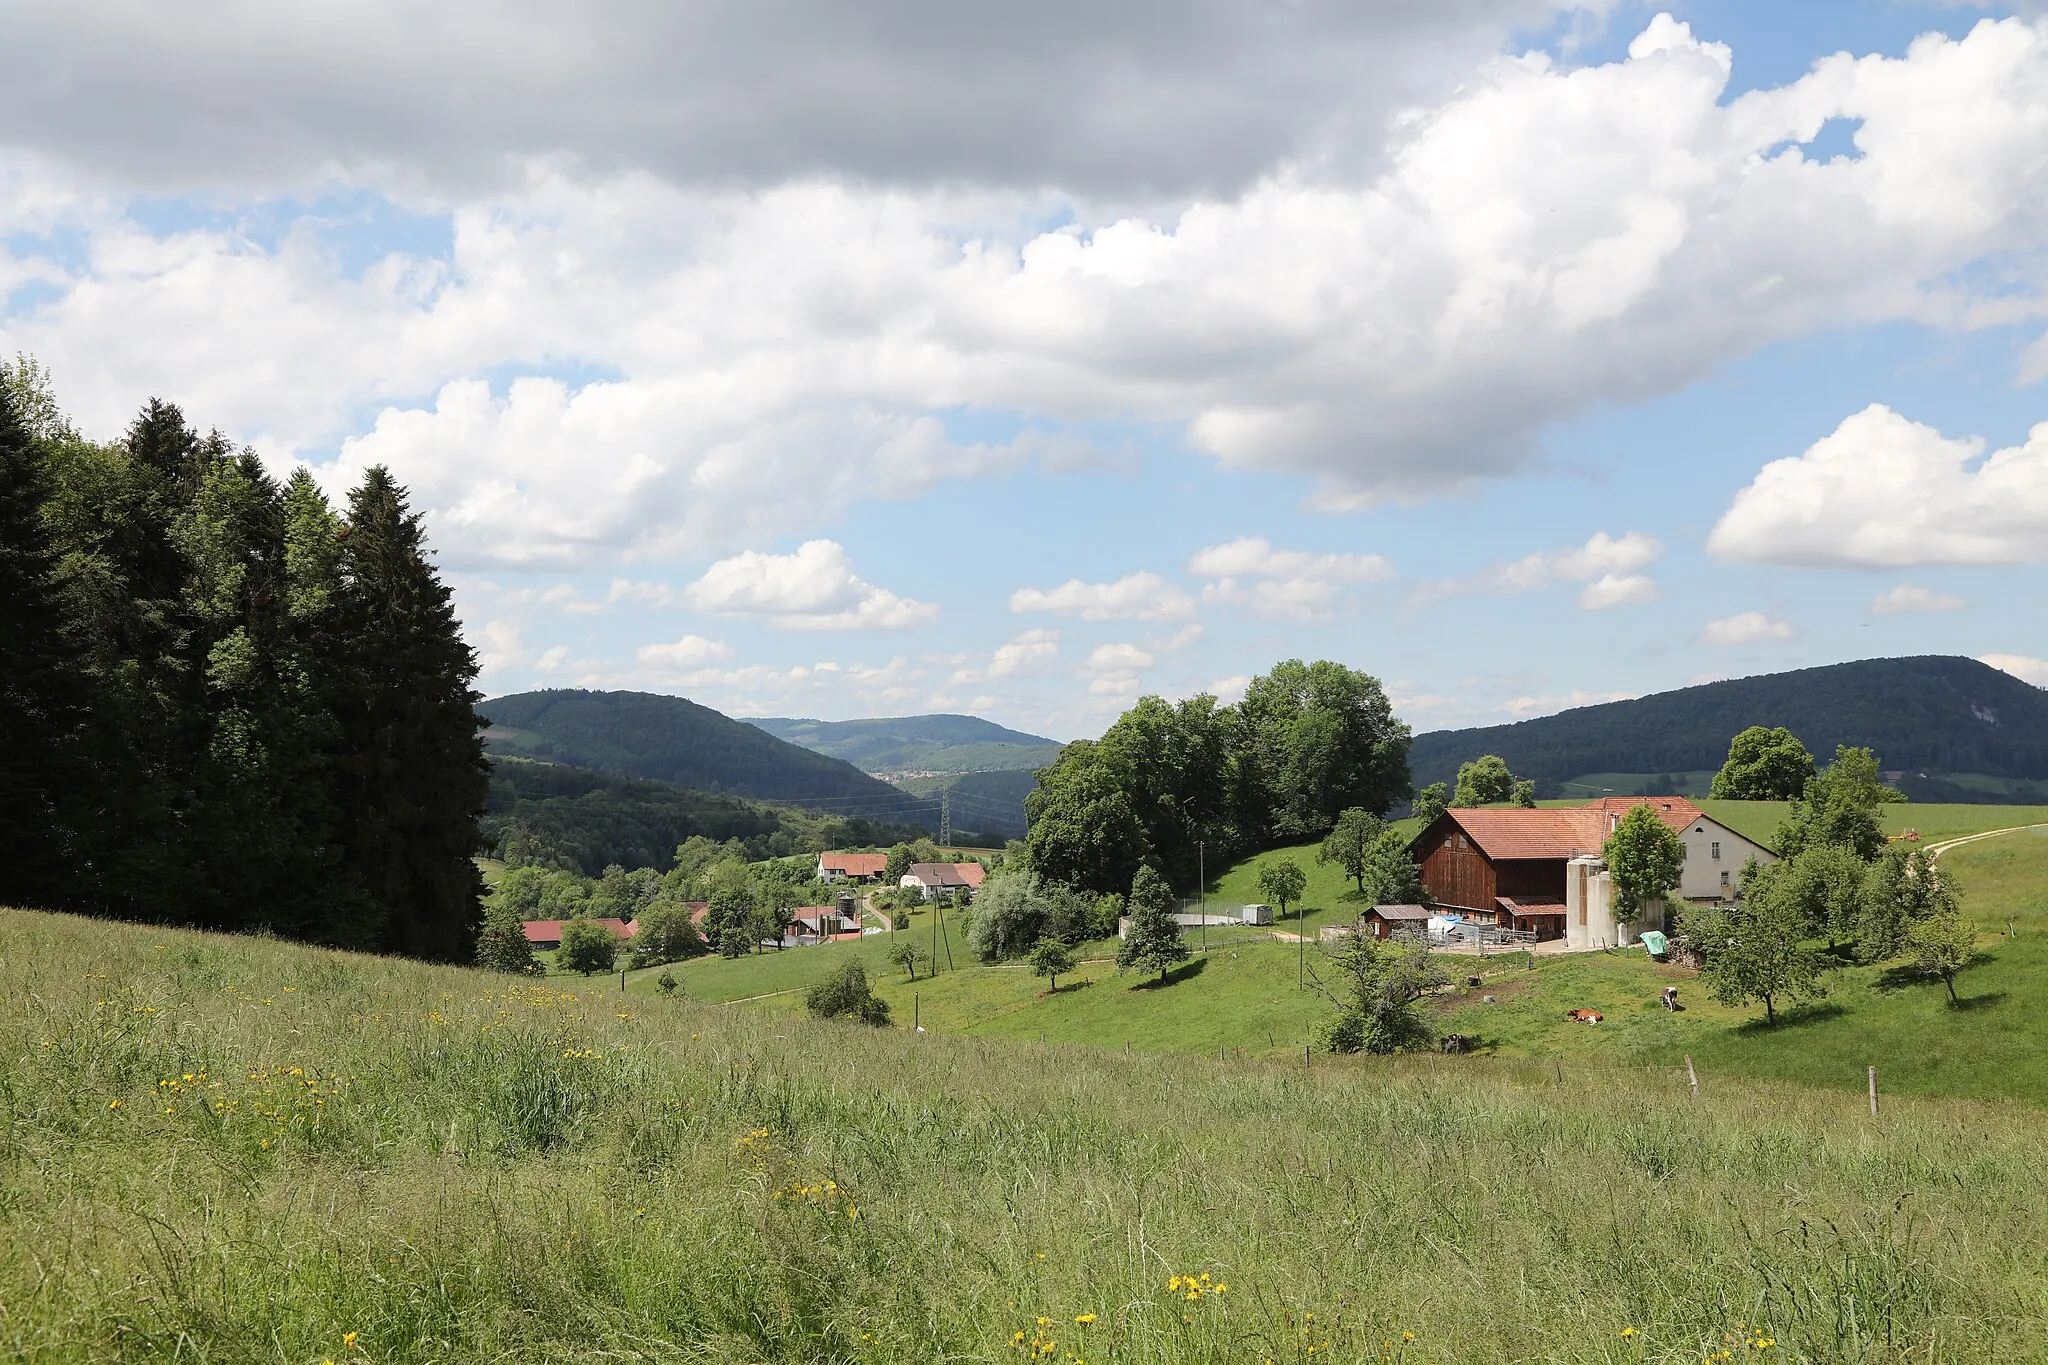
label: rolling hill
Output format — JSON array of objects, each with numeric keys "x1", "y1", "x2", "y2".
[
  {"x1": 480, "y1": 689, "x2": 933, "y2": 828},
  {"x1": 482, "y1": 757, "x2": 931, "y2": 872},
  {"x1": 1408, "y1": 655, "x2": 2048, "y2": 798},
  {"x1": 747, "y1": 713, "x2": 1062, "y2": 775}
]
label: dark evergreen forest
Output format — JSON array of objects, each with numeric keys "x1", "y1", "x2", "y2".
[
  {"x1": 0, "y1": 362, "x2": 486, "y2": 960},
  {"x1": 1408, "y1": 656, "x2": 2048, "y2": 794}
]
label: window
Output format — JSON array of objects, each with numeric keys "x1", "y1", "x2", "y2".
[{"x1": 1711, "y1": 841, "x2": 1721, "y2": 861}]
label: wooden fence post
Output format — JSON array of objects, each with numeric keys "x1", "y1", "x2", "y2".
[
  {"x1": 1868, "y1": 1066, "x2": 1879, "y2": 1117},
  {"x1": 1685, "y1": 1054, "x2": 1700, "y2": 1098}
]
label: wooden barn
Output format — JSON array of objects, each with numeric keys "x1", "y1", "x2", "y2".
[{"x1": 1406, "y1": 808, "x2": 1613, "y2": 940}]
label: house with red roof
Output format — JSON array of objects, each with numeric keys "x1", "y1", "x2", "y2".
[
  {"x1": 819, "y1": 851, "x2": 889, "y2": 884},
  {"x1": 1407, "y1": 796, "x2": 1774, "y2": 948}
]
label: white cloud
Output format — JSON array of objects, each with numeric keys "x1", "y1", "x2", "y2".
[
  {"x1": 953, "y1": 629, "x2": 1061, "y2": 684},
  {"x1": 634, "y1": 634, "x2": 732, "y2": 669},
  {"x1": 1188, "y1": 536, "x2": 1392, "y2": 621},
  {"x1": 1206, "y1": 675, "x2": 1252, "y2": 706},
  {"x1": 1085, "y1": 642, "x2": 1155, "y2": 673},
  {"x1": 1498, "y1": 688, "x2": 1634, "y2": 717},
  {"x1": 1981, "y1": 652, "x2": 2048, "y2": 686},
  {"x1": 1009, "y1": 571, "x2": 1196, "y2": 622},
  {"x1": 471, "y1": 619, "x2": 525, "y2": 680},
  {"x1": 1710, "y1": 405, "x2": 2048, "y2": 568},
  {"x1": 1416, "y1": 531, "x2": 1662, "y2": 610},
  {"x1": 12, "y1": 17, "x2": 2048, "y2": 559},
  {"x1": 683, "y1": 540, "x2": 936, "y2": 630},
  {"x1": 1871, "y1": 583, "x2": 1966, "y2": 614},
  {"x1": 1699, "y1": 611, "x2": 1795, "y2": 645}
]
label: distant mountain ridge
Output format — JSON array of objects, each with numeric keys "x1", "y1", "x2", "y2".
[
  {"x1": 749, "y1": 713, "x2": 1063, "y2": 775},
  {"x1": 480, "y1": 689, "x2": 931, "y2": 827},
  {"x1": 1408, "y1": 656, "x2": 2048, "y2": 797}
]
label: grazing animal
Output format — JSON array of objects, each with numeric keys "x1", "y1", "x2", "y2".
[
  {"x1": 1565, "y1": 1008, "x2": 1603, "y2": 1024},
  {"x1": 1439, "y1": 1033, "x2": 1473, "y2": 1054}
]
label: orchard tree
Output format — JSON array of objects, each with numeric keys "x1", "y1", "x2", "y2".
[
  {"x1": 1711, "y1": 726, "x2": 1815, "y2": 800},
  {"x1": 1857, "y1": 845, "x2": 1958, "y2": 963},
  {"x1": 1116, "y1": 865, "x2": 1190, "y2": 983},
  {"x1": 556, "y1": 917, "x2": 620, "y2": 975},
  {"x1": 1602, "y1": 804, "x2": 1685, "y2": 922},
  {"x1": 1680, "y1": 886, "x2": 1827, "y2": 1026},
  {"x1": 1452, "y1": 754, "x2": 1516, "y2": 807},
  {"x1": 1310, "y1": 927, "x2": 1449, "y2": 1054},
  {"x1": 804, "y1": 960, "x2": 891, "y2": 1026},
  {"x1": 1316, "y1": 808, "x2": 1386, "y2": 894},
  {"x1": 1904, "y1": 905, "x2": 1976, "y2": 1004},
  {"x1": 1410, "y1": 782, "x2": 1449, "y2": 828},
  {"x1": 1029, "y1": 937, "x2": 1078, "y2": 992},
  {"x1": 1256, "y1": 858, "x2": 1309, "y2": 923},
  {"x1": 629, "y1": 902, "x2": 707, "y2": 967},
  {"x1": 887, "y1": 938, "x2": 924, "y2": 981},
  {"x1": 1775, "y1": 746, "x2": 1900, "y2": 861}
]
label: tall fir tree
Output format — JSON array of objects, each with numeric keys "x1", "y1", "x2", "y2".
[
  {"x1": 0, "y1": 384, "x2": 82, "y2": 907},
  {"x1": 332, "y1": 467, "x2": 489, "y2": 960}
]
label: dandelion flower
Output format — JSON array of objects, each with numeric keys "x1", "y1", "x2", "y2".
[{"x1": 1074, "y1": 1313, "x2": 1095, "y2": 1325}]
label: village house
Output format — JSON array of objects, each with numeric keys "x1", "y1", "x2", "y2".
[
  {"x1": 519, "y1": 917, "x2": 635, "y2": 951},
  {"x1": 900, "y1": 861, "x2": 984, "y2": 901},
  {"x1": 786, "y1": 904, "x2": 863, "y2": 943},
  {"x1": 1407, "y1": 796, "x2": 1775, "y2": 949},
  {"x1": 818, "y1": 851, "x2": 889, "y2": 884}
]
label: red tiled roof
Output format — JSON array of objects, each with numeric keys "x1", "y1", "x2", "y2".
[
  {"x1": 1428, "y1": 807, "x2": 1610, "y2": 861},
  {"x1": 520, "y1": 917, "x2": 634, "y2": 943},
  {"x1": 954, "y1": 862, "x2": 986, "y2": 888},
  {"x1": 1497, "y1": 896, "x2": 1566, "y2": 916},
  {"x1": 820, "y1": 852, "x2": 889, "y2": 876},
  {"x1": 1580, "y1": 796, "x2": 1705, "y2": 834}
]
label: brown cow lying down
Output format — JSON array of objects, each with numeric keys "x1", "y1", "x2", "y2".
[{"x1": 1565, "y1": 1008, "x2": 1603, "y2": 1024}]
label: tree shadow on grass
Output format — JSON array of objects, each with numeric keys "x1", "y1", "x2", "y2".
[
  {"x1": 1039, "y1": 980, "x2": 1095, "y2": 999},
  {"x1": 1133, "y1": 958, "x2": 1209, "y2": 989},
  {"x1": 1947, "y1": 990, "x2": 2008, "y2": 1012},
  {"x1": 1873, "y1": 955, "x2": 1995, "y2": 995},
  {"x1": 1733, "y1": 1000, "x2": 1845, "y2": 1035}
]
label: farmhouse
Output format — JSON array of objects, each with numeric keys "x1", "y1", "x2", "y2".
[
  {"x1": 819, "y1": 852, "x2": 889, "y2": 884},
  {"x1": 900, "y1": 862, "x2": 984, "y2": 901},
  {"x1": 519, "y1": 917, "x2": 634, "y2": 950},
  {"x1": 786, "y1": 905, "x2": 862, "y2": 942},
  {"x1": 1408, "y1": 797, "x2": 1775, "y2": 948}
]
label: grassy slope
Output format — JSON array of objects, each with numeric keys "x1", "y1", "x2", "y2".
[
  {"x1": 10, "y1": 907, "x2": 2048, "y2": 1362},
  {"x1": 646, "y1": 802, "x2": 2048, "y2": 1099}
]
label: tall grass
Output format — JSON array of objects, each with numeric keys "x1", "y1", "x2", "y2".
[{"x1": 2, "y1": 906, "x2": 2041, "y2": 1362}]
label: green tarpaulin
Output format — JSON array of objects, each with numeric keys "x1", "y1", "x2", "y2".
[{"x1": 1639, "y1": 930, "x2": 1670, "y2": 956}]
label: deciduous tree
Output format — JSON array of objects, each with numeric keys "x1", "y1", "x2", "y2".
[
  {"x1": 1602, "y1": 804, "x2": 1685, "y2": 922},
  {"x1": 1453, "y1": 754, "x2": 1516, "y2": 807},
  {"x1": 1316, "y1": 808, "x2": 1385, "y2": 894},
  {"x1": 1775, "y1": 745, "x2": 1899, "y2": 861},
  {"x1": 556, "y1": 917, "x2": 620, "y2": 975},
  {"x1": 1710, "y1": 725, "x2": 1815, "y2": 800},
  {"x1": 1904, "y1": 904, "x2": 1976, "y2": 1004},
  {"x1": 1681, "y1": 887, "x2": 1827, "y2": 1026},
  {"x1": 1311, "y1": 927, "x2": 1449, "y2": 1054},
  {"x1": 805, "y1": 960, "x2": 891, "y2": 1026},
  {"x1": 1256, "y1": 858, "x2": 1309, "y2": 922},
  {"x1": 1029, "y1": 937, "x2": 1077, "y2": 992}
]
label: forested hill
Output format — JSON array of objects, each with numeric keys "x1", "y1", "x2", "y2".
[
  {"x1": 1408, "y1": 656, "x2": 2048, "y2": 792},
  {"x1": 748, "y1": 713, "x2": 1063, "y2": 774},
  {"x1": 480, "y1": 690, "x2": 927, "y2": 826}
]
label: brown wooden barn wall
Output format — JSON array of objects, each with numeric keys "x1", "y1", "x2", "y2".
[{"x1": 1417, "y1": 825, "x2": 1496, "y2": 913}]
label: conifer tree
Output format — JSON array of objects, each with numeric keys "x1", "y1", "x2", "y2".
[
  {"x1": 1116, "y1": 865, "x2": 1189, "y2": 983},
  {"x1": 0, "y1": 384, "x2": 81, "y2": 907},
  {"x1": 332, "y1": 466, "x2": 489, "y2": 960}
]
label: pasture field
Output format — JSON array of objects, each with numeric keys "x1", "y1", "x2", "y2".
[{"x1": 7, "y1": 906, "x2": 2048, "y2": 1362}]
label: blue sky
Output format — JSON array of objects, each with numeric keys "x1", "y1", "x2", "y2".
[{"x1": 4, "y1": 1, "x2": 2047, "y2": 739}]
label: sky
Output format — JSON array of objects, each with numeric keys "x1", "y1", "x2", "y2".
[{"x1": 5, "y1": 0, "x2": 2048, "y2": 741}]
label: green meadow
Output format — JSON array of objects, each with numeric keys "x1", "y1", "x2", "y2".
[{"x1": 9, "y1": 904, "x2": 2048, "y2": 1362}]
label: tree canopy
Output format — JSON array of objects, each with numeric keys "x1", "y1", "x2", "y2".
[
  {"x1": 1710, "y1": 725, "x2": 1815, "y2": 800},
  {"x1": 1602, "y1": 805, "x2": 1686, "y2": 921},
  {"x1": 1025, "y1": 659, "x2": 1410, "y2": 894},
  {"x1": 0, "y1": 362, "x2": 486, "y2": 959}
]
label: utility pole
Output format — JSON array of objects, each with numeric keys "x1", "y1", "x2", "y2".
[
  {"x1": 939, "y1": 789, "x2": 951, "y2": 848},
  {"x1": 1199, "y1": 841, "x2": 1206, "y2": 954}
]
